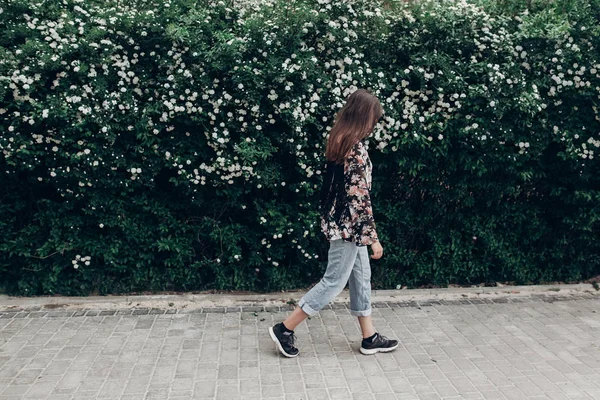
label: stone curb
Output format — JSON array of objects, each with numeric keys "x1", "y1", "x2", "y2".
[
  {"x1": 0, "y1": 283, "x2": 596, "y2": 310},
  {"x1": 0, "y1": 293, "x2": 598, "y2": 319}
]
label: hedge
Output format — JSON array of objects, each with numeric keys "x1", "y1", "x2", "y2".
[{"x1": 1, "y1": 0, "x2": 599, "y2": 296}]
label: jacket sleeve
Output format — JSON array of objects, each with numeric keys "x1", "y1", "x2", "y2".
[{"x1": 345, "y1": 146, "x2": 378, "y2": 246}]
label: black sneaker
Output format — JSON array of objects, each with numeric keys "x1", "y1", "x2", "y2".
[
  {"x1": 269, "y1": 323, "x2": 299, "y2": 358},
  {"x1": 360, "y1": 333, "x2": 399, "y2": 355}
]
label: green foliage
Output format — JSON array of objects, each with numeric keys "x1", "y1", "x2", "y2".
[{"x1": 0, "y1": 0, "x2": 599, "y2": 295}]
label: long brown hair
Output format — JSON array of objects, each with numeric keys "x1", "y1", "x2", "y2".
[{"x1": 325, "y1": 89, "x2": 383, "y2": 164}]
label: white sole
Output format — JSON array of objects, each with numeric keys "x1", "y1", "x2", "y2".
[
  {"x1": 359, "y1": 343, "x2": 399, "y2": 355},
  {"x1": 269, "y1": 327, "x2": 299, "y2": 358}
]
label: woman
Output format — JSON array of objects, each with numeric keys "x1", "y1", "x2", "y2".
[{"x1": 269, "y1": 89, "x2": 399, "y2": 357}]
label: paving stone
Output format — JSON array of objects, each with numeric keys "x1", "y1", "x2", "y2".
[
  {"x1": 203, "y1": 307, "x2": 226, "y2": 313},
  {"x1": 0, "y1": 295, "x2": 599, "y2": 399},
  {"x1": 241, "y1": 306, "x2": 264, "y2": 313}
]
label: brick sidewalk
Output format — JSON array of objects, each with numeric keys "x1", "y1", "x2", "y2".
[{"x1": 1, "y1": 294, "x2": 599, "y2": 399}]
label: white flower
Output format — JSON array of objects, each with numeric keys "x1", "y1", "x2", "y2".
[
  {"x1": 238, "y1": 83, "x2": 244, "y2": 89},
  {"x1": 99, "y1": 223, "x2": 104, "y2": 228},
  {"x1": 490, "y1": 101, "x2": 496, "y2": 107}
]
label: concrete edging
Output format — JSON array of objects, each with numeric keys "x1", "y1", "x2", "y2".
[{"x1": 0, "y1": 283, "x2": 596, "y2": 309}]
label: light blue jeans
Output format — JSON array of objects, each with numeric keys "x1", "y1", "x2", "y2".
[{"x1": 298, "y1": 239, "x2": 372, "y2": 317}]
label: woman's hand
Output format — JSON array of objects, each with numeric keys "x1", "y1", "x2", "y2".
[{"x1": 371, "y1": 241, "x2": 383, "y2": 259}]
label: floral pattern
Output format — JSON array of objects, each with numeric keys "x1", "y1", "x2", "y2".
[{"x1": 321, "y1": 141, "x2": 378, "y2": 246}]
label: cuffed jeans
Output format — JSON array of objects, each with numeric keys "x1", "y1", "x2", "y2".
[{"x1": 298, "y1": 239, "x2": 372, "y2": 317}]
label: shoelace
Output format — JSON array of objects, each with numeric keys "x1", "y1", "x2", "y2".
[
  {"x1": 281, "y1": 329, "x2": 296, "y2": 348},
  {"x1": 376, "y1": 334, "x2": 389, "y2": 343},
  {"x1": 288, "y1": 333, "x2": 296, "y2": 348}
]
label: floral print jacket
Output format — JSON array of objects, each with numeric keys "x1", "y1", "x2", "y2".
[{"x1": 320, "y1": 141, "x2": 378, "y2": 247}]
